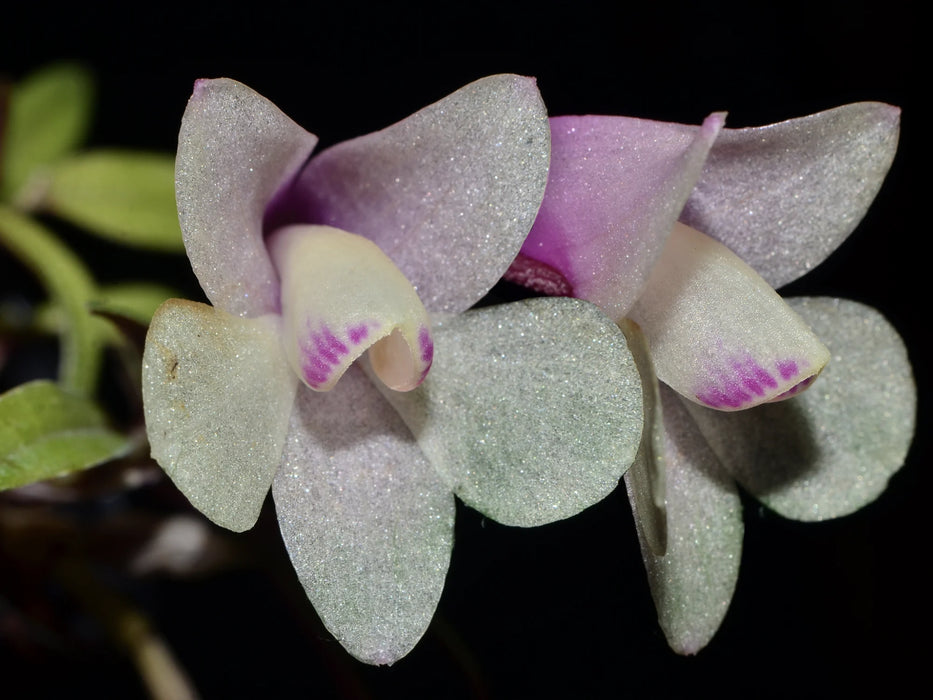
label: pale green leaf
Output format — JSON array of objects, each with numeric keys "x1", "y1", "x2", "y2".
[
  {"x1": 2, "y1": 63, "x2": 94, "y2": 202},
  {"x1": 93, "y1": 282, "x2": 179, "y2": 326},
  {"x1": 0, "y1": 205, "x2": 101, "y2": 395},
  {"x1": 0, "y1": 380, "x2": 131, "y2": 490},
  {"x1": 43, "y1": 150, "x2": 183, "y2": 251}
]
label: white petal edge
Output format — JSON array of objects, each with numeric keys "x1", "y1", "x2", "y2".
[
  {"x1": 374, "y1": 297, "x2": 643, "y2": 527},
  {"x1": 272, "y1": 367, "x2": 454, "y2": 665},
  {"x1": 685, "y1": 297, "x2": 915, "y2": 521},
  {"x1": 625, "y1": 384, "x2": 743, "y2": 655},
  {"x1": 142, "y1": 299, "x2": 297, "y2": 531}
]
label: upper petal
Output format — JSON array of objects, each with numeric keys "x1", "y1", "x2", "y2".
[
  {"x1": 629, "y1": 223, "x2": 830, "y2": 410},
  {"x1": 684, "y1": 297, "x2": 915, "y2": 521},
  {"x1": 625, "y1": 384, "x2": 743, "y2": 655},
  {"x1": 374, "y1": 298, "x2": 643, "y2": 527},
  {"x1": 142, "y1": 299, "x2": 298, "y2": 531},
  {"x1": 276, "y1": 74, "x2": 550, "y2": 313},
  {"x1": 509, "y1": 112, "x2": 723, "y2": 320},
  {"x1": 272, "y1": 367, "x2": 454, "y2": 665},
  {"x1": 680, "y1": 102, "x2": 900, "y2": 287},
  {"x1": 175, "y1": 78, "x2": 319, "y2": 317}
]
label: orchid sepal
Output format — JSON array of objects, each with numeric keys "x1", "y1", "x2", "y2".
[
  {"x1": 175, "y1": 78, "x2": 319, "y2": 317},
  {"x1": 142, "y1": 299, "x2": 298, "y2": 531},
  {"x1": 682, "y1": 102, "x2": 900, "y2": 287}
]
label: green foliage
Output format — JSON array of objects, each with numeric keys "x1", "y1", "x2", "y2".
[
  {"x1": 1, "y1": 63, "x2": 94, "y2": 203},
  {"x1": 0, "y1": 205, "x2": 101, "y2": 396},
  {"x1": 0, "y1": 63, "x2": 183, "y2": 491},
  {"x1": 0, "y1": 380, "x2": 132, "y2": 490},
  {"x1": 44, "y1": 150, "x2": 183, "y2": 251}
]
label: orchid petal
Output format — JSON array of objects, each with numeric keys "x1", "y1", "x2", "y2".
[
  {"x1": 509, "y1": 112, "x2": 723, "y2": 320},
  {"x1": 280, "y1": 74, "x2": 550, "y2": 313},
  {"x1": 142, "y1": 299, "x2": 298, "y2": 531},
  {"x1": 680, "y1": 103, "x2": 900, "y2": 287},
  {"x1": 618, "y1": 319, "x2": 667, "y2": 555},
  {"x1": 272, "y1": 367, "x2": 454, "y2": 665},
  {"x1": 269, "y1": 225, "x2": 432, "y2": 392},
  {"x1": 630, "y1": 223, "x2": 830, "y2": 410},
  {"x1": 175, "y1": 78, "x2": 319, "y2": 317},
  {"x1": 684, "y1": 297, "x2": 915, "y2": 521},
  {"x1": 625, "y1": 384, "x2": 742, "y2": 655},
  {"x1": 375, "y1": 298, "x2": 642, "y2": 527}
]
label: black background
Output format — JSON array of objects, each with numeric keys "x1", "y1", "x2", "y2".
[{"x1": 2, "y1": 1, "x2": 926, "y2": 697}]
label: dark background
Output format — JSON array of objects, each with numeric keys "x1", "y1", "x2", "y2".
[{"x1": 2, "y1": 1, "x2": 926, "y2": 697}]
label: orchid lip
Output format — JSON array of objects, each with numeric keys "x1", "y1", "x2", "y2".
[{"x1": 268, "y1": 224, "x2": 434, "y2": 392}]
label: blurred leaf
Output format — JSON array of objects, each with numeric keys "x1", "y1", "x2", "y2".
[
  {"x1": 1, "y1": 63, "x2": 94, "y2": 202},
  {"x1": 0, "y1": 380, "x2": 131, "y2": 490},
  {"x1": 43, "y1": 150, "x2": 184, "y2": 251},
  {"x1": 0, "y1": 205, "x2": 101, "y2": 395},
  {"x1": 93, "y1": 282, "x2": 179, "y2": 325}
]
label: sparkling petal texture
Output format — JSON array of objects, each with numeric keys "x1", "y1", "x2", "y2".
[
  {"x1": 176, "y1": 78, "x2": 319, "y2": 317},
  {"x1": 270, "y1": 225, "x2": 432, "y2": 391},
  {"x1": 625, "y1": 384, "x2": 743, "y2": 655},
  {"x1": 680, "y1": 102, "x2": 900, "y2": 288},
  {"x1": 630, "y1": 223, "x2": 830, "y2": 410},
  {"x1": 376, "y1": 298, "x2": 642, "y2": 527},
  {"x1": 272, "y1": 367, "x2": 455, "y2": 665},
  {"x1": 512, "y1": 112, "x2": 723, "y2": 320},
  {"x1": 282, "y1": 74, "x2": 550, "y2": 314},
  {"x1": 142, "y1": 299, "x2": 297, "y2": 531},
  {"x1": 618, "y1": 319, "x2": 667, "y2": 556},
  {"x1": 685, "y1": 297, "x2": 915, "y2": 521}
]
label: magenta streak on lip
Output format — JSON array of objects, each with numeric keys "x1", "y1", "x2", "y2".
[
  {"x1": 771, "y1": 374, "x2": 817, "y2": 402},
  {"x1": 418, "y1": 326, "x2": 434, "y2": 382},
  {"x1": 347, "y1": 323, "x2": 370, "y2": 345},
  {"x1": 776, "y1": 359, "x2": 799, "y2": 380},
  {"x1": 696, "y1": 356, "x2": 805, "y2": 409},
  {"x1": 300, "y1": 321, "x2": 381, "y2": 389}
]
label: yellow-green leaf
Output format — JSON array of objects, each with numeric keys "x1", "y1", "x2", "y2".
[
  {"x1": 0, "y1": 205, "x2": 101, "y2": 395},
  {"x1": 0, "y1": 380, "x2": 131, "y2": 490},
  {"x1": 1, "y1": 63, "x2": 94, "y2": 202},
  {"x1": 43, "y1": 150, "x2": 184, "y2": 252},
  {"x1": 93, "y1": 282, "x2": 179, "y2": 326}
]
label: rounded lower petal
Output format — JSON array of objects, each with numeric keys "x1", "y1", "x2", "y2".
[
  {"x1": 272, "y1": 367, "x2": 454, "y2": 665},
  {"x1": 175, "y1": 78, "x2": 319, "y2": 317},
  {"x1": 630, "y1": 222, "x2": 830, "y2": 410},
  {"x1": 510, "y1": 112, "x2": 723, "y2": 319},
  {"x1": 277, "y1": 74, "x2": 550, "y2": 314},
  {"x1": 269, "y1": 225, "x2": 433, "y2": 392},
  {"x1": 625, "y1": 384, "x2": 743, "y2": 655},
  {"x1": 684, "y1": 297, "x2": 915, "y2": 521},
  {"x1": 373, "y1": 298, "x2": 643, "y2": 527},
  {"x1": 681, "y1": 102, "x2": 900, "y2": 287},
  {"x1": 142, "y1": 299, "x2": 298, "y2": 532}
]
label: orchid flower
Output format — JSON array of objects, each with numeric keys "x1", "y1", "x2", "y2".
[
  {"x1": 506, "y1": 104, "x2": 916, "y2": 653},
  {"x1": 141, "y1": 75, "x2": 644, "y2": 664}
]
